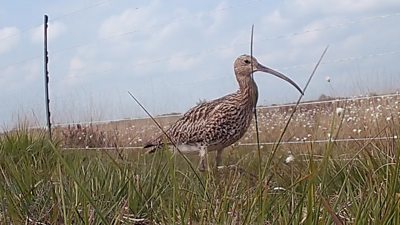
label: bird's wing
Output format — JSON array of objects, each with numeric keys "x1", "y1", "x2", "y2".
[
  {"x1": 144, "y1": 93, "x2": 237, "y2": 149},
  {"x1": 199, "y1": 101, "x2": 249, "y2": 147}
]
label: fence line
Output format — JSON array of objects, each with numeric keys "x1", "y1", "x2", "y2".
[
  {"x1": 238, "y1": 136, "x2": 398, "y2": 146},
  {"x1": 50, "y1": 92, "x2": 400, "y2": 127},
  {"x1": 257, "y1": 92, "x2": 400, "y2": 109},
  {"x1": 61, "y1": 135, "x2": 398, "y2": 151}
]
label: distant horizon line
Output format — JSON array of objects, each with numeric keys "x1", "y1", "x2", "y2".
[{"x1": 21, "y1": 91, "x2": 399, "y2": 130}]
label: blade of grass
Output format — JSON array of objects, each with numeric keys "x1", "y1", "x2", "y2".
[{"x1": 49, "y1": 141, "x2": 109, "y2": 224}]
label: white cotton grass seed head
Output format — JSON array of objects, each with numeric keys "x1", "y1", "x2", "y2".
[
  {"x1": 285, "y1": 152, "x2": 295, "y2": 164},
  {"x1": 336, "y1": 107, "x2": 344, "y2": 117}
]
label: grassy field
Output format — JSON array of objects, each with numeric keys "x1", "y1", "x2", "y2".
[
  {"x1": 55, "y1": 93, "x2": 400, "y2": 150},
  {"x1": 1, "y1": 94, "x2": 400, "y2": 224}
]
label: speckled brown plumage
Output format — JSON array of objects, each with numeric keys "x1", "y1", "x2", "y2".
[{"x1": 144, "y1": 55, "x2": 302, "y2": 171}]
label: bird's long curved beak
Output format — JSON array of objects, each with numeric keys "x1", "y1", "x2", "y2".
[{"x1": 256, "y1": 63, "x2": 304, "y2": 95}]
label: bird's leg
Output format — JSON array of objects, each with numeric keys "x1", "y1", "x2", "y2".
[
  {"x1": 215, "y1": 149, "x2": 224, "y2": 168},
  {"x1": 198, "y1": 146, "x2": 208, "y2": 172}
]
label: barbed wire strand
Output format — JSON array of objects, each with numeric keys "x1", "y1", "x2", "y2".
[{"x1": 60, "y1": 135, "x2": 399, "y2": 151}]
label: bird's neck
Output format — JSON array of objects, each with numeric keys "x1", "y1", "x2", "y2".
[{"x1": 237, "y1": 75, "x2": 258, "y2": 108}]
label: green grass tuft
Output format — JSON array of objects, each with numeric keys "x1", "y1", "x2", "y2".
[{"x1": 1, "y1": 126, "x2": 400, "y2": 224}]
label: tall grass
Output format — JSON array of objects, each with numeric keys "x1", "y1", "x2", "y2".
[{"x1": 1, "y1": 119, "x2": 399, "y2": 224}]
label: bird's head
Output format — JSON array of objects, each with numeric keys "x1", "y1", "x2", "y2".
[{"x1": 234, "y1": 54, "x2": 303, "y2": 95}]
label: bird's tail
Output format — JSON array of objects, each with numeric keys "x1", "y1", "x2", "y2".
[
  {"x1": 143, "y1": 137, "x2": 164, "y2": 153},
  {"x1": 143, "y1": 134, "x2": 175, "y2": 153},
  {"x1": 143, "y1": 143, "x2": 160, "y2": 153}
]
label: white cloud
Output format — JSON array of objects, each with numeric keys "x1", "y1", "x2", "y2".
[
  {"x1": 0, "y1": 59, "x2": 41, "y2": 91},
  {"x1": 67, "y1": 57, "x2": 85, "y2": 78},
  {"x1": 31, "y1": 21, "x2": 66, "y2": 43},
  {"x1": 98, "y1": 1, "x2": 237, "y2": 56},
  {"x1": 0, "y1": 66, "x2": 15, "y2": 90},
  {"x1": 22, "y1": 61, "x2": 41, "y2": 82},
  {"x1": 290, "y1": 0, "x2": 400, "y2": 14},
  {"x1": 98, "y1": 2, "x2": 160, "y2": 42},
  {"x1": 204, "y1": 1, "x2": 230, "y2": 35},
  {"x1": 64, "y1": 46, "x2": 115, "y2": 86},
  {"x1": 287, "y1": 19, "x2": 331, "y2": 46},
  {"x1": 97, "y1": 1, "x2": 214, "y2": 76},
  {"x1": 0, "y1": 27, "x2": 20, "y2": 54},
  {"x1": 63, "y1": 56, "x2": 91, "y2": 87},
  {"x1": 167, "y1": 54, "x2": 203, "y2": 72},
  {"x1": 263, "y1": 10, "x2": 287, "y2": 24}
]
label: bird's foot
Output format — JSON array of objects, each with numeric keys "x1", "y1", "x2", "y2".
[
  {"x1": 198, "y1": 161, "x2": 209, "y2": 172},
  {"x1": 198, "y1": 165, "x2": 207, "y2": 172}
]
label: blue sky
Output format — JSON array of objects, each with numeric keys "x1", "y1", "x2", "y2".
[{"x1": 1, "y1": 0, "x2": 400, "y2": 128}]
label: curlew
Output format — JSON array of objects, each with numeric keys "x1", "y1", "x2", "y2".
[{"x1": 144, "y1": 55, "x2": 303, "y2": 171}]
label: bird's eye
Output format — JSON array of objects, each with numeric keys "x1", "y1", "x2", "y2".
[{"x1": 244, "y1": 59, "x2": 251, "y2": 64}]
